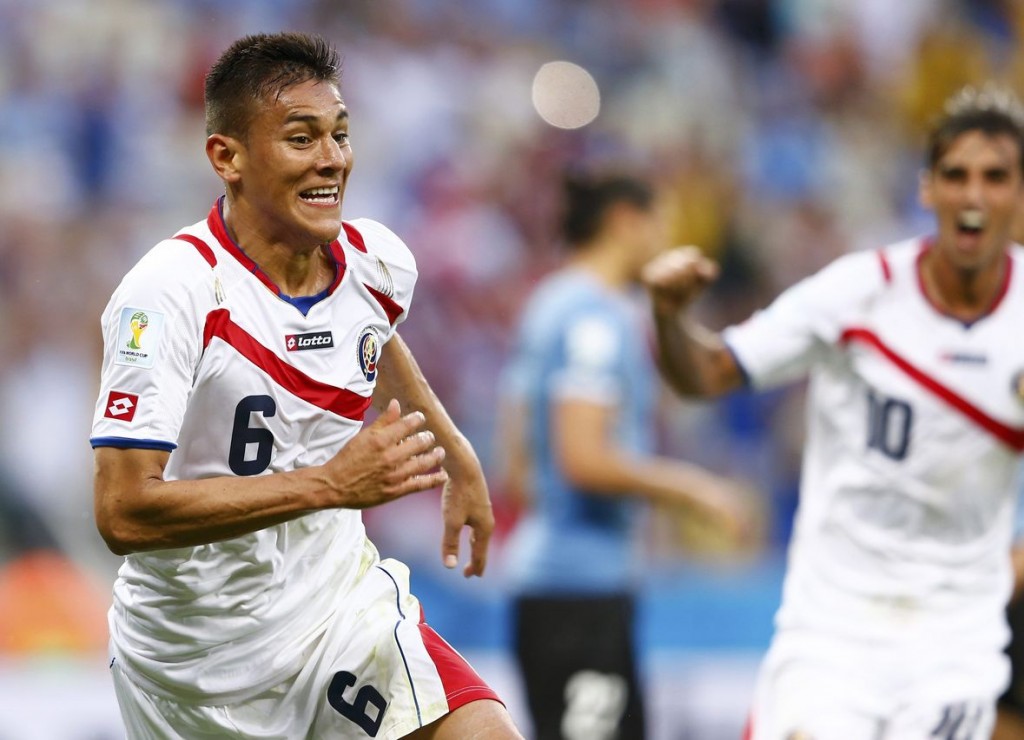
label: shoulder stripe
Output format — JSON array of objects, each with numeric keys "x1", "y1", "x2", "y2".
[
  {"x1": 203, "y1": 309, "x2": 372, "y2": 421},
  {"x1": 343, "y1": 222, "x2": 368, "y2": 253},
  {"x1": 841, "y1": 327, "x2": 1024, "y2": 452},
  {"x1": 366, "y1": 285, "x2": 404, "y2": 325},
  {"x1": 876, "y1": 249, "x2": 891, "y2": 284},
  {"x1": 174, "y1": 234, "x2": 217, "y2": 268}
]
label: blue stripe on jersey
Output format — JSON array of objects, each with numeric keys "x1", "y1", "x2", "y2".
[
  {"x1": 90, "y1": 436, "x2": 177, "y2": 451},
  {"x1": 376, "y1": 563, "x2": 423, "y2": 725}
]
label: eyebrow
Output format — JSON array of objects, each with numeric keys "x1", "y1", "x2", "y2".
[{"x1": 284, "y1": 110, "x2": 349, "y2": 125}]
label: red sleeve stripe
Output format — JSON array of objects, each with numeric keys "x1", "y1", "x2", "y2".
[
  {"x1": 203, "y1": 308, "x2": 372, "y2": 420},
  {"x1": 174, "y1": 234, "x2": 217, "y2": 268},
  {"x1": 841, "y1": 327, "x2": 1024, "y2": 451},
  {"x1": 343, "y1": 222, "x2": 368, "y2": 252},
  {"x1": 366, "y1": 285, "x2": 404, "y2": 325},
  {"x1": 877, "y1": 249, "x2": 891, "y2": 283}
]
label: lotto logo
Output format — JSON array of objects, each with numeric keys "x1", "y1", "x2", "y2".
[
  {"x1": 285, "y1": 331, "x2": 334, "y2": 351},
  {"x1": 104, "y1": 391, "x2": 139, "y2": 422}
]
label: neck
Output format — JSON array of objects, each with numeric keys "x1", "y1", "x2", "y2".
[
  {"x1": 919, "y1": 246, "x2": 1008, "y2": 323},
  {"x1": 571, "y1": 241, "x2": 633, "y2": 289},
  {"x1": 222, "y1": 198, "x2": 335, "y2": 297}
]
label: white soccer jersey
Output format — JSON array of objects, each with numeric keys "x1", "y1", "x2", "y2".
[
  {"x1": 91, "y1": 199, "x2": 415, "y2": 703},
  {"x1": 725, "y1": 237, "x2": 1024, "y2": 668}
]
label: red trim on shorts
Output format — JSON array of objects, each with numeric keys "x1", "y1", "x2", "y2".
[
  {"x1": 203, "y1": 308, "x2": 372, "y2": 420},
  {"x1": 840, "y1": 326, "x2": 1024, "y2": 451},
  {"x1": 417, "y1": 614, "x2": 503, "y2": 711}
]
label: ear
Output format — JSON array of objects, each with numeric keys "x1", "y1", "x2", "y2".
[
  {"x1": 918, "y1": 168, "x2": 934, "y2": 210},
  {"x1": 206, "y1": 134, "x2": 243, "y2": 184}
]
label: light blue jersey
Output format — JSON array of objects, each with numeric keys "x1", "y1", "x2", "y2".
[{"x1": 503, "y1": 268, "x2": 657, "y2": 594}]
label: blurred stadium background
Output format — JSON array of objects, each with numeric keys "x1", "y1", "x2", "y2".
[{"x1": 0, "y1": 0, "x2": 1019, "y2": 737}]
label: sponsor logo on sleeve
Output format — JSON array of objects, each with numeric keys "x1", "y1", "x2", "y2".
[
  {"x1": 115, "y1": 307, "x2": 165, "y2": 368},
  {"x1": 285, "y1": 331, "x2": 335, "y2": 352},
  {"x1": 357, "y1": 327, "x2": 380, "y2": 381},
  {"x1": 104, "y1": 390, "x2": 139, "y2": 422}
]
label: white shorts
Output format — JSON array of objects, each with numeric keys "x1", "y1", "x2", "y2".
[
  {"x1": 746, "y1": 630, "x2": 1004, "y2": 740},
  {"x1": 111, "y1": 558, "x2": 499, "y2": 739}
]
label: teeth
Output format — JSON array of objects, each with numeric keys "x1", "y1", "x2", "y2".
[
  {"x1": 302, "y1": 186, "x2": 339, "y2": 198},
  {"x1": 959, "y1": 210, "x2": 985, "y2": 229}
]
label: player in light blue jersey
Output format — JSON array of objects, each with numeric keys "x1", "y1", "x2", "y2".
[{"x1": 499, "y1": 171, "x2": 751, "y2": 740}]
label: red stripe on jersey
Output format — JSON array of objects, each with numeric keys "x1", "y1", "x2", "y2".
[
  {"x1": 417, "y1": 613, "x2": 502, "y2": 711},
  {"x1": 342, "y1": 222, "x2": 368, "y2": 252},
  {"x1": 203, "y1": 308, "x2": 372, "y2": 420},
  {"x1": 366, "y1": 285, "x2": 404, "y2": 325},
  {"x1": 841, "y1": 327, "x2": 1024, "y2": 451},
  {"x1": 174, "y1": 234, "x2": 217, "y2": 267},
  {"x1": 206, "y1": 202, "x2": 281, "y2": 294},
  {"x1": 742, "y1": 713, "x2": 754, "y2": 740},
  {"x1": 876, "y1": 249, "x2": 891, "y2": 283},
  {"x1": 326, "y1": 239, "x2": 348, "y2": 292}
]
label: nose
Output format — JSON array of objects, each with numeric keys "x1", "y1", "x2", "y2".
[
  {"x1": 963, "y1": 173, "x2": 985, "y2": 205},
  {"x1": 317, "y1": 136, "x2": 347, "y2": 172}
]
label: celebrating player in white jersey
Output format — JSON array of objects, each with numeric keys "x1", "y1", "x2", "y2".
[
  {"x1": 642, "y1": 84, "x2": 1024, "y2": 739},
  {"x1": 90, "y1": 32, "x2": 522, "y2": 740}
]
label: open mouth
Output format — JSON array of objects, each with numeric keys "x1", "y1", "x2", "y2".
[
  {"x1": 956, "y1": 209, "x2": 985, "y2": 236},
  {"x1": 299, "y1": 186, "x2": 339, "y2": 206}
]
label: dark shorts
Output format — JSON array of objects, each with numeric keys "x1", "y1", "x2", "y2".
[
  {"x1": 513, "y1": 592, "x2": 645, "y2": 740},
  {"x1": 1000, "y1": 596, "x2": 1024, "y2": 716}
]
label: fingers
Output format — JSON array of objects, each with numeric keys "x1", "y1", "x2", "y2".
[
  {"x1": 464, "y1": 525, "x2": 491, "y2": 578},
  {"x1": 642, "y1": 246, "x2": 720, "y2": 296},
  {"x1": 440, "y1": 517, "x2": 493, "y2": 578},
  {"x1": 370, "y1": 399, "x2": 433, "y2": 447},
  {"x1": 387, "y1": 442, "x2": 447, "y2": 490},
  {"x1": 441, "y1": 518, "x2": 461, "y2": 571}
]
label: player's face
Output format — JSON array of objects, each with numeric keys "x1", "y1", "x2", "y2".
[
  {"x1": 235, "y1": 79, "x2": 352, "y2": 247},
  {"x1": 920, "y1": 130, "x2": 1024, "y2": 272}
]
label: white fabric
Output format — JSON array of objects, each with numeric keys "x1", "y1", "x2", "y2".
[
  {"x1": 725, "y1": 238, "x2": 1024, "y2": 731},
  {"x1": 92, "y1": 212, "x2": 417, "y2": 705}
]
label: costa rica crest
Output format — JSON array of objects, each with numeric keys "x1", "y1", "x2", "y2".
[{"x1": 357, "y1": 327, "x2": 380, "y2": 382}]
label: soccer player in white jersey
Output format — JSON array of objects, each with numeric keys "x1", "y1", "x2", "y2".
[
  {"x1": 641, "y1": 84, "x2": 1024, "y2": 739},
  {"x1": 90, "y1": 32, "x2": 522, "y2": 740}
]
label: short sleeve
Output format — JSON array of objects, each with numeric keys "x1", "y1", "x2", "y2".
[
  {"x1": 551, "y1": 310, "x2": 625, "y2": 406},
  {"x1": 344, "y1": 219, "x2": 417, "y2": 338},
  {"x1": 723, "y1": 251, "x2": 882, "y2": 390},
  {"x1": 90, "y1": 242, "x2": 213, "y2": 450}
]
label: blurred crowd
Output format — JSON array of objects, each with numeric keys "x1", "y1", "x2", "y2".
[{"x1": 1, "y1": 0, "x2": 1023, "y2": 653}]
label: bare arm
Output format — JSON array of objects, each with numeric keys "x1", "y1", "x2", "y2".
[
  {"x1": 555, "y1": 396, "x2": 752, "y2": 543},
  {"x1": 94, "y1": 399, "x2": 447, "y2": 555},
  {"x1": 642, "y1": 247, "x2": 745, "y2": 398},
  {"x1": 494, "y1": 394, "x2": 532, "y2": 512},
  {"x1": 1012, "y1": 542, "x2": 1024, "y2": 602},
  {"x1": 374, "y1": 333, "x2": 495, "y2": 577}
]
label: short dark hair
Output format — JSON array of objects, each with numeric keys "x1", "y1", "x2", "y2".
[
  {"x1": 205, "y1": 32, "x2": 340, "y2": 138},
  {"x1": 561, "y1": 171, "x2": 654, "y2": 248},
  {"x1": 926, "y1": 83, "x2": 1024, "y2": 172}
]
